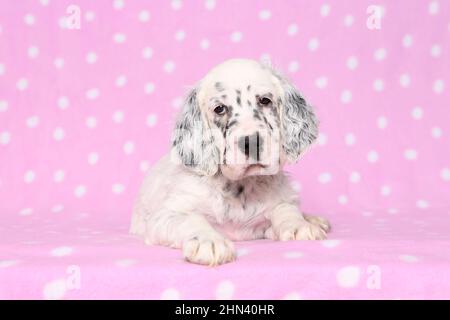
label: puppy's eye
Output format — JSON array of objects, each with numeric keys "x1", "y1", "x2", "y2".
[
  {"x1": 259, "y1": 97, "x2": 272, "y2": 106},
  {"x1": 214, "y1": 104, "x2": 227, "y2": 115}
]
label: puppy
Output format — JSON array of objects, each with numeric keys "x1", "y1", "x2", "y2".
[{"x1": 131, "y1": 59, "x2": 330, "y2": 266}]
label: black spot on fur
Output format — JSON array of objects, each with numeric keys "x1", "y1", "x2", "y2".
[
  {"x1": 247, "y1": 85, "x2": 251, "y2": 91},
  {"x1": 235, "y1": 185, "x2": 244, "y2": 197},
  {"x1": 247, "y1": 100, "x2": 252, "y2": 107},
  {"x1": 236, "y1": 95, "x2": 241, "y2": 106}
]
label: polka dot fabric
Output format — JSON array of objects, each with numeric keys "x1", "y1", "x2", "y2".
[{"x1": 1, "y1": 0, "x2": 450, "y2": 299}]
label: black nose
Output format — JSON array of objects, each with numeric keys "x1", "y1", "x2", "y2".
[{"x1": 238, "y1": 132, "x2": 263, "y2": 161}]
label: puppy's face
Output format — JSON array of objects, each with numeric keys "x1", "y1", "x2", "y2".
[{"x1": 172, "y1": 59, "x2": 318, "y2": 181}]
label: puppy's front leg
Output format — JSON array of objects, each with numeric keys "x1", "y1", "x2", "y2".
[
  {"x1": 268, "y1": 203, "x2": 329, "y2": 240},
  {"x1": 152, "y1": 213, "x2": 235, "y2": 266}
]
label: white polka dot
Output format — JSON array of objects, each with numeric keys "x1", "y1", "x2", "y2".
[
  {"x1": 440, "y1": 168, "x2": 450, "y2": 181},
  {"x1": 138, "y1": 10, "x2": 150, "y2": 22},
  {"x1": 57, "y1": 96, "x2": 69, "y2": 110},
  {"x1": 113, "y1": 33, "x2": 126, "y2": 43},
  {"x1": 230, "y1": 31, "x2": 243, "y2": 43},
  {"x1": 362, "y1": 211, "x2": 373, "y2": 217},
  {"x1": 86, "y1": 88, "x2": 99, "y2": 100},
  {"x1": 86, "y1": 51, "x2": 97, "y2": 64},
  {"x1": 411, "y1": 106, "x2": 423, "y2": 119},
  {"x1": 142, "y1": 47, "x2": 153, "y2": 59},
  {"x1": 318, "y1": 172, "x2": 332, "y2": 184},
  {"x1": 399, "y1": 254, "x2": 419, "y2": 263},
  {"x1": 24, "y1": 170, "x2": 35, "y2": 183},
  {"x1": 367, "y1": 150, "x2": 379, "y2": 163},
  {"x1": 84, "y1": 10, "x2": 95, "y2": 21},
  {"x1": 144, "y1": 82, "x2": 155, "y2": 94},
  {"x1": 163, "y1": 61, "x2": 175, "y2": 73},
  {"x1": 374, "y1": 48, "x2": 387, "y2": 61},
  {"x1": 344, "y1": 14, "x2": 354, "y2": 27},
  {"x1": 0, "y1": 260, "x2": 20, "y2": 268},
  {"x1": 317, "y1": 132, "x2": 327, "y2": 145},
  {"x1": 161, "y1": 288, "x2": 180, "y2": 300},
  {"x1": 19, "y1": 207, "x2": 33, "y2": 216},
  {"x1": 53, "y1": 127, "x2": 65, "y2": 141},
  {"x1": 16, "y1": 78, "x2": 28, "y2": 91},
  {"x1": 388, "y1": 208, "x2": 398, "y2": 215},
  {"x1": 338, "y1": 195, "x2": 348, "y2": 204},
  {"x1": 53, "y1": 170, "x2": 65, "y2": 183},
  {"x1": 51, "y1": 204, "x2": 64, "y2": 213},
  {"x1": 431, "y1": 126, "x2": 442, "y2": 138},
  {"x1": 416, "y1": 199, "x2": 429, "y2": 209},
  {"x1": 430, "y1": 44, "x2": 441, "y2": 57},
  {"x1": 123, "y1": 141, "x2": 135, "y2": 155},
  {"x1": 54, "y1": 57, "x2": 64, "y2": 69},
  {"x1": 349, "y1": 171, "x2": 361, "y2": 183},
  {"x1": 284, "y1": 251, "x2": 303, "y2": 259},
  {"x1": 429, "y1": 1, "x2": 439, "y2": 15},
  {"x1": 74, "y1": 185, "x2": 86, "y2": 198},
  {"x1": 0, "y1": 63, "x2": 4, "y2": 76},
  {"x1": 0, "y1": 100, "x2": 8, "y2": 112},
  {"x1": 404, "y1": 149, "x2": 417, "y2": 160},
  {"x1": 26, "y1": 116, "x2": 39, "y2": 128},
  {"x1": 174, "y1": 30, "x2": 186, "y2": 41},
  {"x1": 346, "y1": 56, "x2": 358, "y2": 70},
  {"x1": 0, "y1": 131, "x2": 11, "y2": 145},
  {"x1": 373, "y1": 79, "x2": 384, "y2": 92},
  {"x1": 380, "y1": 185, "x2": 391, "y2": 196},
  {"x1": 287, "y1": 23, "x2": 298, "y2": 36},
  {"x1": 402, "y1": 34, "x2": 413, "y2": 47},
  {"x1": 215, "y1": 280, "x2": 234, "y2": 299},
  {"x1": 320, "y1": 4, "x2": 331, "y2": 17},
  {"x1": 288, "y1": 61, "x2": 299, "y2": 73},
  {"x1": 205, "y1": 0, "x2": 216, "y2": 10},
  {"x1": 399, "y1": 74, "x2": 411, "y2": 88},
  {"x1": 86, "y1": 116, "x2": 97, "y2": 129},
  {"x1": 336, "y1": 266, "x2": 360, "y2": 288},
  {"x1": 321, "y1": 240, "x2": 341, "y2": 248},
  {"x1": 112, "y1": 183, "x2": 125, "y2": 195},
  {"x1": 140, "y1": 160, "x2": 150, "y2": 172},
  {"x1": 433, "y1": 79, "x2": 444, "y2": 94},
  {"x1": 377, "y1": 116, "x2": 388, "y2": 129},
  {"x1": 24, "y1": 14, "x2": 35, "y2": 26},
  {"x1": 51, "y1": 246, "x2": 73, "y2": 257},
  {"x1": 283, "y1": 292, "x2": 302, "y2": 300},
  {"x1": 43, "y1": 279, "x2": 66, "y2": 300},
  {"x1": 113, "y1": 110, "x2": 124, "y2": 123},
  {"x1": 115, "y1": 75, "x2": 127, "y2": 87},
  {"x1": 115, "y1": 259, "x2": 136, "y2": 268},
  {"x1": 200, "y1": 38, "x2": 210, "y2": 50},
  {"x1": 345, "y1": 133, "x2": 356, "y2": 146},
  {"x1": 87, "y1": 152, "x2": 99, "y2": 165},
  {"x1": 171, "y1": 0, "x2": 182, "y2": 10},
  {"x1": 308, "y1": 38, "x2": 319, "y2": 51},
  {"x1": 259, "y1": 9, "x2": 271, "y2": 20},
  {"x1": 146, "y1": 114, "x2": 158, "y2": 127},
  {"x1": 40, "y1": 0, "x2": 49, "y2": 6},
  {"x1": 113, "y1": 0, "x2": 124, "y2": 10},
  {"x1": 340, "y1": 90, "x2": 352, "y2": 104},
  {"x1": 315, "y1": 76, "x2": 328, "y2": 89},
  {"x1": 28, "y1": 46, "x2": 39, "y2": 59}
]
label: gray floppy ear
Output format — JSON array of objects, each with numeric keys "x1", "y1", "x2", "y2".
[
  {"x1": 171, "y1": 87, "x2": 219, "y2": 176},
  {"x1": 279, "y1": 77, "x2": 318, "y2": 163}
]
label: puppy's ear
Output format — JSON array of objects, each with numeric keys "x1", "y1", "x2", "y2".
[
  {"x1": 171, "y1": 87, "x2": 219, "y2": 176},
  {"x1": 278, "y1": 75, "x2": 318, "y2": 163}
]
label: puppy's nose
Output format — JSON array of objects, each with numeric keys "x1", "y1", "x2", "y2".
[{"x1": 238, "y1": 132, "x2": 263, "y2": 161}]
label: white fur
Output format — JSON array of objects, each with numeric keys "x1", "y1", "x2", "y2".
[{"x1": 130, "y1": 59, "x2": 330, "y2": 266}]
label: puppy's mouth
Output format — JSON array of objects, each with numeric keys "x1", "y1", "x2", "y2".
[{"x1": 244, "y1": 164, "x2": 267, "y2": 174}]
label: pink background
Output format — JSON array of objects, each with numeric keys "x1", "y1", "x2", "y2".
[{"x1": 1, "y1": 0, "x2": 450, "y2": 299}]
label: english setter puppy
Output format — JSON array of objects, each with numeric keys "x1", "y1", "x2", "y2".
[{"x1": 131, "y1": 59, "x2": 330, "y2": 265}]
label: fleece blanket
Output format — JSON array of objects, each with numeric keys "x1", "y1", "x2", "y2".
[{"x1": 0, "y1": 0, "x2": 449, "y2": 299}]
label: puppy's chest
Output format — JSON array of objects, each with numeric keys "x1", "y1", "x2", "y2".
[{"x1": 210, "y1": 182, "x2": 270, "y2": 225}]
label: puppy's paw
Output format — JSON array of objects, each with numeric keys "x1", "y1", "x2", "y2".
[
  {"x1": 182, "y1": 233, "x2": 236, "y2": 266},
  {"x1": 304, "y1": 214, "x2": 331, "y2": 232},
  {"x1": 278, "y1": 220, "x2": 327, "y2": 241}
]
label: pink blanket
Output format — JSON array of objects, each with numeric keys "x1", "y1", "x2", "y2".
[{"x1": 1, "y1": 0, "x2": 449, "y2": 299}]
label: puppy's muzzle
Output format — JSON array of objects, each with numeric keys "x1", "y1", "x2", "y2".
[{"x1": 237, "y1": 132, "x2": 263, "y2": 162}]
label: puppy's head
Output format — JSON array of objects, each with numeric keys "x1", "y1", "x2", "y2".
[{"x1": 171, "y1": 58, "x2": 318, "y2": 180}]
